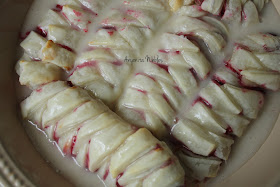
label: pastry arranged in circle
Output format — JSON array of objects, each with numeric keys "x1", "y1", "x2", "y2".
[{"x1": 16, "y1": 0, "x2": 280, "y2": 186}]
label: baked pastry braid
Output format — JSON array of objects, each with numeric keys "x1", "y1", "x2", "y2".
[
  {"x1": 17, "y1": 0, "x2": 112, "y2": 88},
  {"x1": 221, "y1": 33, "x2": 280, "y2": 91},
  {"x1": 69, "y1": 0, "x2": 170, "y2": 106},
  {"x1": 116, "y1": 13, "x2": 227, "y2": 137},
  {"x1": 172, "y1": 33, "x2": 279, "y2": 181},
  {"x1": 70, "y1": 9, "x2": 227, "y2": 137},
  {"x1": 118, "y1": 32, "x2": 279, "y2": 181},
  {"x1": 170, "y1": 0, "x2": 270, "y2": 26},
  {"x1": 69, "y1": 1, "x2": 225, "y2": 109},
  {"x1": 21, "y1": 81, "x2": 185, "y2": 187},
  {"x1": 116, "y1": 32, "x2": 210, "y2": 138}
]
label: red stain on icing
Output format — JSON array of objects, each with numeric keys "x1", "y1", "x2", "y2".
[
  {"x1": 263, "y1": 44, "x2": 274, "y2": 52},
  {"x1": 193, "y1": 97, "x2": 212, "y2": 108},
  {"x1": 53, "y1": 4, "x2": 63, "y2": 12},
  {"x1": 195, "y1": 0, "x2": 205, "y2": 6},
  {"x1": 20, "y1": 26, "x2": 47, "y2": 40},
  {"x1": 112, "y1": 61, "x2": 123, "y2": 66},
  {"x1": 62, "y1": 12, "x2": 70, "y2": 21},
  {"x1": 158, "y1": 49, "x2": 170, "y2": 53},
  {"x1": 103, "y1": 168, "x2": 110, "y2": 180},
  {"x1": 57, "y1": 43, "x2": 74, "y2": 52},
  {"x1": 120, "y1": 27, "x2": 126, "y2": 31},
  {"x1": 174, "y1": 86, "x2": 182, "y2": 93},
  {"x1": 36, "y1": 26, "x2": 48, "y2": 37},
  {"x1": 85, "y1": 140, "x2": 91, "y2": 169},
  {"x1": 137, "y1": 89, "x2": 147, "y2": 95},
  {"x1": 192, "y1": 5, "x2": 203, "y2": 12},
  {"x1": 226, "y1": 126, "x2": 233, "y2": 135},
  {"x1": 154, "y1": 143, "x2": 163, "y2": 151},
  {"x1": 132, "y1": 109, "x2": 146, "y2": 121},
  {"x1": 176, "y1": 32, "x2": 194, "y2": 39},
  {"x1": 36, "y1": 88, "x2": 42, "y2": 93},
  {"x1": 189, "y1": 68, "x2": 198, "y2": 78},
  {"x1": 107, "y1": 31, "x2": 114, "y2": 36},
  {"x1": 135, "y1": 73, "x2": 156, "y2": 81},
  {"x1": 242, "y1": 10, "x2": 247, "y2": 20},
  {"x1": 81, "y1": 5, "x2": 98, "y2": 16},
  {"x1": 73, "y1": 10, "x2": 82, "y2": 17},
  {"x1": 162, "y1": 94, "x2": 171, "y2": 106},
  {"x1": 102, "y1": 26, "x2": 117, "y2": 31},
  {"x1": 85, "y1": 152, "x2": 90, "y2": 169},
  {"x1": 261, "y1": 83, "x2": 267, "y2": 89},
  {"x1": 19, "y1": 31, "x2": 31, "y2": 40},
  {"x1": 174, "y1": 117, "x2": 179, "y2": 124},
  {"x1": 73, "y1": 106, "x2": 79, "y2": 112},
  {"x1": 224, "y1": 60, "x2": 241, "y2": 74},
  {"x1": 70, "y1": 135, "x2": 77, "y2": 156},
  {"x1": 160, "y1": 158, "x2": 173, "y2": 168},
  {"x1": 212, "y1": 76, "x2": 226, "y2": 86},
  {"x1": 77, "y1": 61, "x2": 97, "y2": 69},
  {"x1": 152, "y1": 62, "x2": 169, "y2": 73},
  {"x1": 69, "y1": 61, "x2": 97, "y2": 77},
  {"x1": 121, "y1": 17, "x2": 135, "y2": 23},
  {"x1": 71, "y1": 127, "x2": 81, "y2": 156},
  {"x1": 116, "y1": 173, "x2": 124, "y2": 187},
  {"x1": 234, "y1": 44, "x2": 252, "y2": 52},
  {"x1": 126, "y1": 9, "x2": 141, "y2": 18},
  {"x1": 61, "y1": 12, "x2": 86, "y2": 32},
  {"x1": 53, "y1": 123, "x2": 60, "y2": 142},
  {"x1": 61, "y1": 12, "x2": 73, "y2": 25},
  {"x1": 208, "y1": 148, "x2": 217, "y2": 157},
  {"x1": 159, "y1": 49, "x2": 181, "y2": 55}
]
